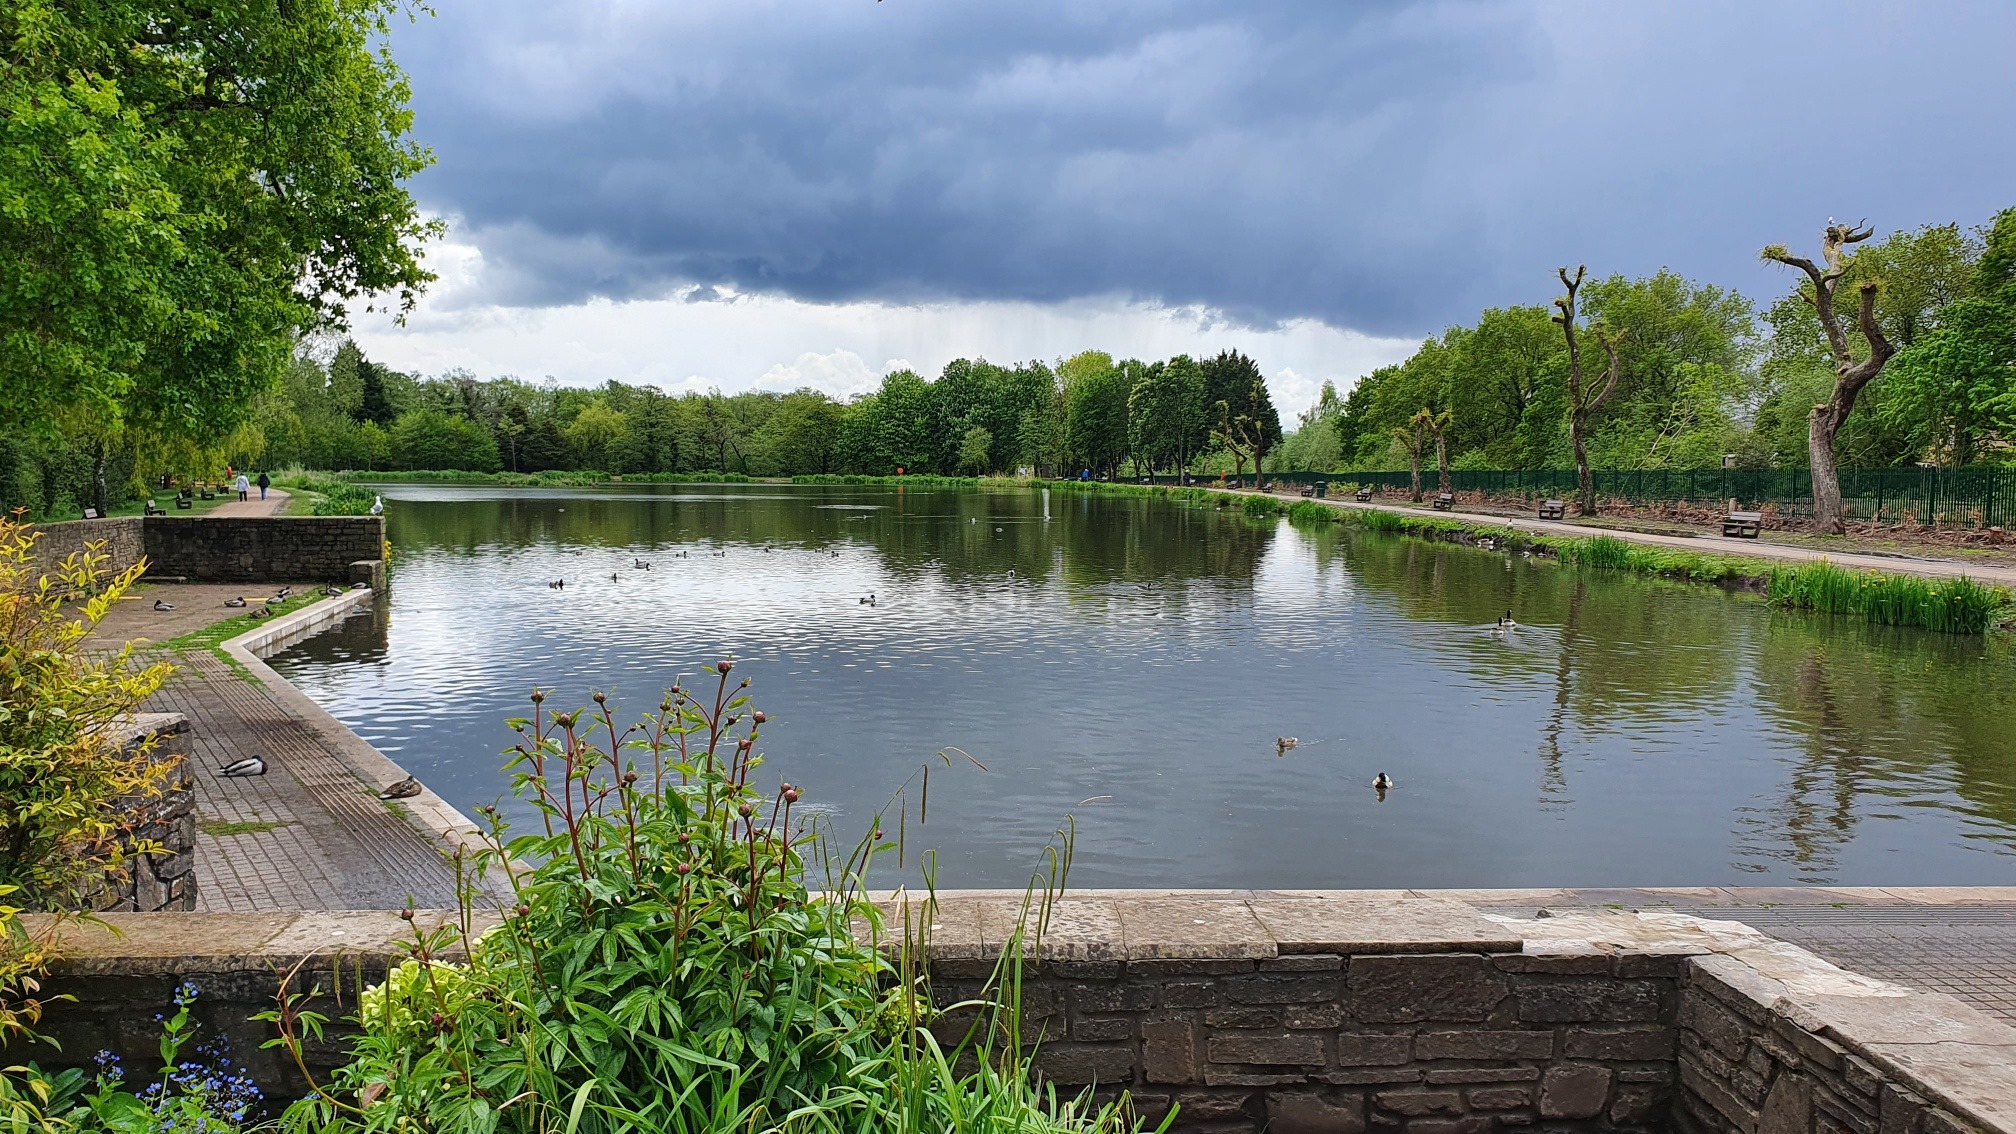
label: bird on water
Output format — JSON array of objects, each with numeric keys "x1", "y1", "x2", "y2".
[
  {"x1": 1276, "y1": 737, "x2": 1299, "y2": 755},
  {"x1": 1495, "y1": 611, "x2": 1517, "y2": 629},
  {"x1": 1372, "y1": 772, "x2": 1394, "y2": 791}
]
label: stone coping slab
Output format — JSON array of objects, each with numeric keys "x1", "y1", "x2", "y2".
[{"x1": 22, "y1": 897, "x2": 2016, "y2": 1134}]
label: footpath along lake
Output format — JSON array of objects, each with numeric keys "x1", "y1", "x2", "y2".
[{"x1": 269, "y1": 482, "x2": 2016, "y2": 889}]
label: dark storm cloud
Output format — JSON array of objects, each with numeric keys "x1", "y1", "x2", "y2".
[{"x1": 393, "y1": 1, "x2": 2016, "y2": 335}]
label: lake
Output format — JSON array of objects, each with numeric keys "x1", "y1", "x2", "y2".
[{"x1": 269, "y1": 482, "x2": 2016, "y2": 890}]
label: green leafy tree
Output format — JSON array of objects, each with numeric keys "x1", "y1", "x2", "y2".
[
  {"x1": 1062, "y1": 352, "x2": 1130, "y2": 477},
  {"x1": 0, "y1": 0, "x2": 435, "y2": 450},
  {"x1": 955, "y1": 425, "x2": 994, "y2": 474},
  {"x1": 1202, "y1": 351, "x2": 1281, "y2": 472}
]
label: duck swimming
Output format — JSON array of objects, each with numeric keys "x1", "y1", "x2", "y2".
[
  {"x1": 1372, "y1": 772, "x2": 1394, "y2": 791},
  {"x1": 1275, "y1": 737, "x2": 1299, "y2": 755}
]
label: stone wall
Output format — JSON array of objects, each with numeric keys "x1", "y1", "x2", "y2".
[
  {"x1": 86, "y1": 715, "x2": 199, "y2": 913},
  {"x1": 21, "y1": 515, "x2": 384, "y2": 587},
  {"x1": 21, "y1": 516, "x2": 147, "y2": 579},
  {"x1": 141, "y1": 516, "x2": 384, "y2": 584},
  {"x1": 1673, "y1": 954, "x2": 2004, "y2": 1134},
  {"x1": 11, "y1": 900, "x2": 2016, "y2": 1134}
]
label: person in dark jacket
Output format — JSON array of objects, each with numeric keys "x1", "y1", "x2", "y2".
[{"x1": 256, "y1": 471, "x2": 271, "y2": 501}]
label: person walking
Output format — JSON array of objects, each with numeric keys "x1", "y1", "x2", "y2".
[
  {"x1": 256, "y1": 470, "x2": 271, "y2": 501},
  {"x1": 234, "y1": 471, "x2": 250, "y2": 502}
]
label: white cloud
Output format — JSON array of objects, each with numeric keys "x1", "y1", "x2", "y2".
[{"x1": 348, "y1": 244, "x2": 1416, "y2": 418}]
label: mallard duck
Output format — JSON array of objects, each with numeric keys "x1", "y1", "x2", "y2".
[
  {"x1": 275, "y1": 586, "x2": 292, "y2": 599},
  {"x1": 1276, "y1": 737, "x2": 1299, "y2": 755},
  {"x1": 223, "y1": 597, "x2": 247, "y2": 608},
  {"x1": 859, "y1": 593, "x2": 876, "y2": 606},
  {"x1": 220, "y1": 755, "x2": 267, "y2": 777},
  {"x1": 379, "y1": 776, "x2": 422, "y2": 800},
  {"x1": 153, "y1": 599, "x2": 175, "y2": 611},
  {"x1": 1372, "y1": 772, "x2": 1394, "y2": 791}
]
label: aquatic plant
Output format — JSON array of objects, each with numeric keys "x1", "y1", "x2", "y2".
[
  {"x1": 268, "y1": 669, "x2": 1159, "y2": 1134},
  {"x1": 1767, "y1": 562, "x2": 2010, "y2": 634},
  {"x1": 1286, "y1": 500, "x2": 1337, "y2": 526},
  {"x1": 1240, "y1": 494, "x2": 1284, "y2": 518}
]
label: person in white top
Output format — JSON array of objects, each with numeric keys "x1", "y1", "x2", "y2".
[{"x1": 234, "y1": 473, "x2": 251, "y2": 502}]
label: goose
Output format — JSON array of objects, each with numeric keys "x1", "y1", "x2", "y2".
[
  {"x1": 379, "y1": 776, "x2": 423, "y2": 800},
  {"x1": 1372, "y1": 772, "x2": 1394, "y2": 791},
  {"x1": 223, "y1": 597, "x2": 247, "y2": 608},
  {"x1": 1495, "y1": 611, "x2": 1517, "y2": 629},
  {"x1": 153, "y1": 599, "x2": 175, "y2": 612},
  {"x1": 1275, "y1": 737, "x2": 1299, "y2": 755},
  {"x1": 220, "y1": 755, "x2": 267, "y2": 778},
  {"x1": 368, "y1": 495, "x2": 384, "y2": 515}
]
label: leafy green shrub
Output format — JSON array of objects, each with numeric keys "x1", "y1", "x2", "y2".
[
  {"x1": 271, "y1": 668, "x2": 1155, "y2": 1134},
  {"x1": 1286, "y1": 500, "x2": 1336, "y2": 526},
  {"x1": 0, "y1": 519, "x2": 174, "y2": 908},
  {"x1": 1240, "y1": 494, "x2": 1283, "y2": 518}
]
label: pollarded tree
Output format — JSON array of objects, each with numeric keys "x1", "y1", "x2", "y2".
[
  {"x1": 1762, "y1": 222, "x2": 1898, "y2": 535},
  {"x1": 1396, "y1": 413, "x2": 1429, "y2": 502},
  {"x1": 1420, "y1": 408, "x2": 1455, "y2": 494},
  {"x1": 1551, "y1": 267, "x2": 1626, "y2": 517}
]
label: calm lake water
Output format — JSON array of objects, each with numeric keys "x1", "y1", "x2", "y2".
[{"x1": 269, "y1": 483, "x2": 2016, "y2": 890}]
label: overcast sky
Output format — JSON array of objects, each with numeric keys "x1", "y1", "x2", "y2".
[{"x1": 349, "y1": 1, "x2": 2016, "y2": 416}]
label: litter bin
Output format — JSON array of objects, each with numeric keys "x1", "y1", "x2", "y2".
[{"x1": 1313, "y1": 481, "x2": 1328, "y2": 499}]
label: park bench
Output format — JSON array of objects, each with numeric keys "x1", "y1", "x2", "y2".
[
  {"x1": 1538, "y1": 499, "x2": 1565, "y2": 520},
  {"x1": 1723, "y1": 511, "x2": 1763, "y2": 538},
  {"x1": 1298, "y1": 484, "x2": 1316, "y2": 497},
  {"x1": 1354, "y1": 486, "x2": 1373, "y2": 502},
  {"x1": 1433, "y1": 492, "x2": 1455, "y2": 511},
  {"x1": 199, "y1": 485, "x2": 216, "y2": 500},
  {"x1": 144, "y1": 499, "x2": 165, "y2": 516},
  {"x1": 175, "y1": 490, "x2": 193, "y2": 510}
]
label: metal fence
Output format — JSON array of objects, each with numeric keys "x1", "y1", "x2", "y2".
[{"x1": 1139, "y1": 467, "x2": 2016, "y2": 528}]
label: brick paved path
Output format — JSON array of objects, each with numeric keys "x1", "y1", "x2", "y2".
[
  {"x1": 150, "y1": 649, "x2": 461, "y2": 911},
  {"x1": 205, "y1": 487, "x2": 291, "y2": 517},
  {"x1": 1452, "y1": 889, "x2": 2016, "y2": 1026}
]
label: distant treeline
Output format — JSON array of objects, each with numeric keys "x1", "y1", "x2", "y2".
[{"x1": 240, "y1": 344, "x2": 1288, "y2": 482}]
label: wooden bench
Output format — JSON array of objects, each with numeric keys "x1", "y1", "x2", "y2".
[
  {"x1": 175, "y1": 491, "x2": 193, "y2": 510},
  {"x1": 1723, "y1": 511, "x2": 1763, "y2": 538},
  {"x1": 1354, "y1": 486, "x2": 1373, "y2": 503},
  {"x1": 1298, "y1": 484, "x2": 1316, "y2": 498},
  {"x1": 1538, "y1": 499, "x2": 1565, "y2": 520},
  {"x1": 1433, "y1": 492, "x2": 1455, "y2": 511},
  {"x1": 144, "y1": 499, "x2": 165, "y2": 516}
]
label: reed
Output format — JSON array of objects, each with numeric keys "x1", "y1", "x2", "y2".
[
  {"x1": 1286, "y1": 500, "x2": 1337, "y2": 526},
  {"x1": 1766, "y1": 561, "x2": 2010, "y2": 634}
]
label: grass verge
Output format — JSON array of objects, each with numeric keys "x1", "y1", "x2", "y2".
[{"x1": 156, "y1": 591, "x2": 327, "y2": 680}]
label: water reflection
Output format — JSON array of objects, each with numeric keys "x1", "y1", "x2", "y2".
[{"x1": 270, "y1": 484, "x2": 2016, "y2": 888}]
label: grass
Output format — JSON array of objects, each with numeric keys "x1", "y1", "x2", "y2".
[
  {"x1": 1766, "y1": 562, "x2": 2010, "y2": 634},
  {"x1": 280, "y1": 472, "x2": 378, "y2": 515},
  {"x1": 155, "y1": 591, "x2": 328, "y2": 680},
  {"x1": 795, "y1": 473, "x2": 982, "y2": 486},
  {"x1": 199, "y1": 818, "x2": 285, "y2": 836},
  {"x1": 301, "y1": 469, "x2": 754, "y2": 485}
]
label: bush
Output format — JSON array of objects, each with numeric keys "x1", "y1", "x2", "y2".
[
  {"x1": 1286, "y1": 500, "x2": 1336, "y2": 526},
  {"x1": 271, "y1": 669, "x2": 1154, "y2": 1134},
  {"x1": 0, "y1": 518, "x2": 174, "y2": 908},
  {"x1": 1240, "y1": 494, "x2": 1282, "y2": 518}
]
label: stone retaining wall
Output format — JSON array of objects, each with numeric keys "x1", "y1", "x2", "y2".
[
  {"x1": 23, "y1": 516, "x2": 384, "y2": 587},
  {"x1": 11, "y1": 900, "x2": 2015, "y2": 1134},
  {"x1": 89, "y1": 714, "x2": 199, "y2": 913},
  {"x1": 141, "y1": 517, "x2": 384, "y2": 584}
]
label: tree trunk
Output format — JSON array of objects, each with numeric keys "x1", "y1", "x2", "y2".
[
  {"x1": 1807, "y1": 409, "x2": 1845, "y2": 532},
  {"x1": 1408, "y1": 452, "x2": 1422, "y2": 502},
  {"x1": 1572, "y1": 411, "x2": 1594, "y2": 517},
  {"x1": 91, "y1": 440, "x2": 110, "y2": 517},
  {"x1": 1436, "y1": 436, "x2": 1450, "y2": 494}
]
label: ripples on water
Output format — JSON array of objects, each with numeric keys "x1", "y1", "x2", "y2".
[{"x1": 270, "y1": 484, "x2": 2016, "y2": 888}]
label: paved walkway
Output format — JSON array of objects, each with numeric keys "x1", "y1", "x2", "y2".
[
  {"x1": 1450, "y1": 886, "x2": 2016, "y2": 1025},
  {"x1": 205, "y1": 487, "x2": 291, "y2": 517},
  {"x1": 1281, "y1": 491, "x2": 2016, "y2": 586},
  {"x1": 109, "y1": 583, "x2": 460, "y2": 912}
]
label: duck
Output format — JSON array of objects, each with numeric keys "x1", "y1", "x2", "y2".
[
  {"x1": 609, "y1": 572, "x2": 620, "y2": 583},
  {"x1": 223, "y1": 597, "x2": 247, "y2": 608},
  {"x1": 153, "y1": 599, "x2": 175, "y2": 612},
  {"x1": 1275, "y1": 737, "x2": 1299, "y2": 755},
  {"x1": 324, "y1": 585, "x2": 346, "y2": 597},
  {"x1": 379, "y1": 776, "x2": 423, "y2": 800},
  {"x1": 248, "y1": 607, "x2": 270, "y2": 619},
  {"x1": 1372, "y1": 772, "x2": 1394, "y2": 791},
  {"x1": 275, "y1": 586, "x2": 292, "y2": 599},
  {"x1": 1495, "y1": 611, "x2": 1517, "y2": 630},
  {"x1": 368, "y1": 495, "x2": 384, "y2": 515},
  {"x1": 219, "y1": 755, "x2": 267, "y2": 778},
  {"x1": 859, "y1": 593, "x2": 876, "y2": 606},
  {"x1": 549, "y1": 579, "x2": 565, "y2": 590}
]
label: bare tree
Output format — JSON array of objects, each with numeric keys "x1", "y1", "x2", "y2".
[
  {"x1": 1762, "y1": 221, "x2": 1896, "y2": 535},
  {"x1": 1551, "y1": 266, "x2": 1625, "y2": 517},
  {"x1": 1396, "y1": 412, "x2": 1430, "y2": 502}
]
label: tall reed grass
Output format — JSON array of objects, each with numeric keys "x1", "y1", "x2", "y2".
[{"x1": 1767, "y1": 562, "x2": 2009, "y2": 634}]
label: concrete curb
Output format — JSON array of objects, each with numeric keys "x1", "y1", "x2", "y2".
[{"x1": 219, "y1": 592, "x2": 492, "y2": 874}]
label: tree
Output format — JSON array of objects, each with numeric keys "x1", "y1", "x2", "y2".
[
  {"x1": 1875, "y1": 208, "x2": 2016, "y2": 465},
  {"x1": 1063, "y1": 352, "x2": 1130, "y2": 477},
  {"x1": 1202, "y1": 351, "x2": 1281, "y2": 473},
  {"x1": 1129, "y1": 356, "x2": 1207, "y2": 475},
  {"x1": 956, "y1": 426, "x2": 993, "y2": 474},
  {"x1": 1395, "y1": 414, "x2": 1429, "y2": 502},
  {"x1": 0, "y1": 1, "x2": 435, "y2": 449},
  {"x1": 1551, "y1": 267, "x2": 1626, "y2": 517},
  {"x1": 565, "y1": 400, "x2": 630, "y2": 472},
  {"x1": 1420, "y1": 408, "x2": 1455, "y2": 494},
  {"x1": 1763, "y1": 223, "x2": 1898, "y2": 534}
]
